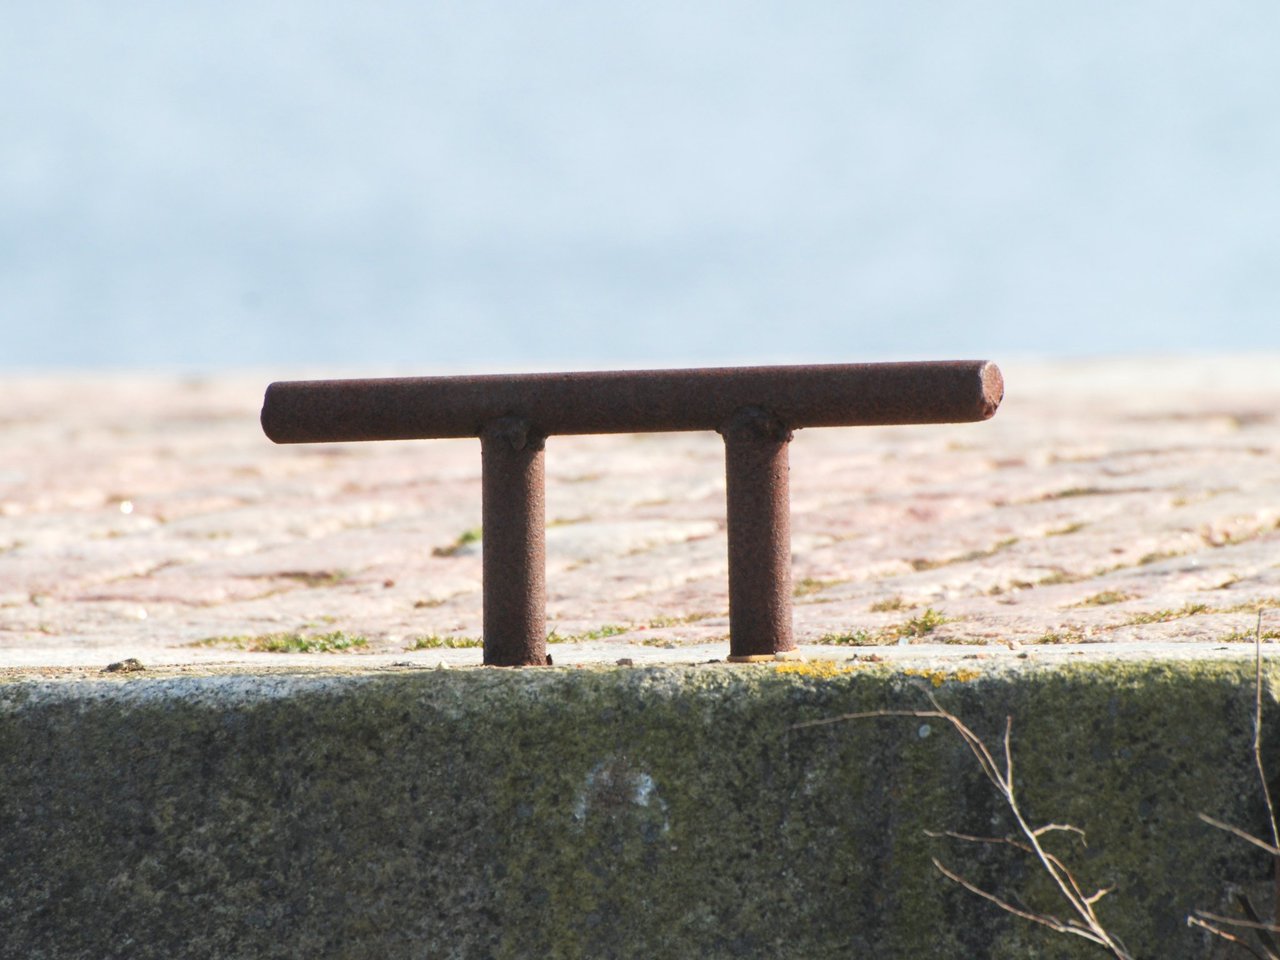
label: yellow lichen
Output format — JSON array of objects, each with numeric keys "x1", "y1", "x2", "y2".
[
  {"x1": 774, "y1": 659, "x2": 859, "y2": 678},
  {"x1": 902, "y1": 667, "x2": 983, "y2": 687}
]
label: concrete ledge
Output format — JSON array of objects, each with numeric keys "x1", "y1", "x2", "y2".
[{"x1": 2, "y1": 660, "x2": 1276, "y2": 958}]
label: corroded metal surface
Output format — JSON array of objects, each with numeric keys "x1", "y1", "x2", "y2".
[
  {"x1": 481, "y1": 418, "x2": 548, "y2": 666},
  {"x1": 720, "y1": 408, "x2": 796, "y2": 661},
  {"x1": 261, "y1": 361, "x2": 1002, "y2": 443},
  {"x1": 257, "y1": 361, "x2": 1003, "y2": 666}
]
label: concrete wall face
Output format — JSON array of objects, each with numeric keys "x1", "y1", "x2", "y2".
[{"x1": 0, "y1": 663, "x2": 1274, "y2": 959}]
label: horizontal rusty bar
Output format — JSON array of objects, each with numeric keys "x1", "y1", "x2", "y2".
[{"x1": 261, "y1": 361, "x2": 1003, "y2": 444}]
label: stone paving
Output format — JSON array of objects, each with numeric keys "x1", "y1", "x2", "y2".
[{"x1": 3, "y1": 356, "x2": 1279, "y2": 671}]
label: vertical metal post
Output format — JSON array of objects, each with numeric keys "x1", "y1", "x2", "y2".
[
  {"x1": 719, "y1": 407, "x2": 797, "y2": 662},
  {"x1": 481, "y1": 417, "x2": 548, "y2": 666}
]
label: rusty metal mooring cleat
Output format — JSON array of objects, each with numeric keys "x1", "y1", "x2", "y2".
[{"x1": 261, "y1": 361, "x2": 1004, "y2": 666}]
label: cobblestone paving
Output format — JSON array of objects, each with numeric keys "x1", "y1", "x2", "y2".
[{"x1": 2, "y1": 357, "x2": 1278, "y2": 669}]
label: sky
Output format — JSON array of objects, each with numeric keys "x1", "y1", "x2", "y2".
[{"x1": 2, "y1": 1, "x2": 1278, "y2": 372}]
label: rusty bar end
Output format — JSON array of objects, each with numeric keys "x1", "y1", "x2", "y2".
[{"x1": 979, "y1": 361, "x2": 1004, "y2": 420}]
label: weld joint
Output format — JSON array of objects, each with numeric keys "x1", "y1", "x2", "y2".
[
  {"x1": 717, "y1": 406, "x2": 793, "y2": 444},
  {"x1": 481, "y1": 416, "x2": 546, "y2": 451}
]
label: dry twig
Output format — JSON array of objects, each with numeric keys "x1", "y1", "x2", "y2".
[
  {"x1": 1191, "y1": 610, "x2": 1280, "y2": 959},
  {"x1": 796, "y1": 610, "x2": 1280, "y2": 957},
  {"x1": 797, "y1": 692, "x2": 1133, "y2": 958},
  {"x1": 1187, "y1": 915, "x2": 1273, "y2": 960}
]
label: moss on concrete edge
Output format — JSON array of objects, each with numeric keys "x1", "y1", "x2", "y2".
[{"x1": 1, "y1": 659, "x2": 1275, "y2": 959}]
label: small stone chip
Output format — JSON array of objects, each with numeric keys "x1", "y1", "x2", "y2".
[{"x1": 103, "y1": 658, "x2": 146, "y2": 673}]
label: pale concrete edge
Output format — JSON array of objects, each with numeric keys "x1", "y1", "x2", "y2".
[{"x1": 0, "y1": 642, "x2": 1270, "y2": 700}]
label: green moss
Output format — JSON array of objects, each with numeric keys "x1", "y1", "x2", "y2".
[
  {"x1": 1041, "y1": 486, "x2": 1109, "y2": 500},
  {"x1": 793, "y1": 577, "x2": 842, "y2": 598},
  {"x1": 1222, "y1": 630, "x2": 1280, "y2": 643},
  {"x1": 818, "y1": 608, "x2": 953, "y2": 647},
  {"x1": 0, "y1": 661, "x2": 1275, "y2": 959},
  {"x1": 546, "y1": 516, "x2": 592, "y2": 528},
  {"x1": 647, "y1": 612, "x2": 717, "y2": 628},
  {"x1": 910, "y1": 539, "x2": 1021, "y2": 572},
  {"x1": 1046, "y1": 521, "x2": 1087, "y2": 536},
  {"x1": 817, "y1": 629, "x2": 877, "y2": 645},
  {"x1": 635, "y1": 636, "x2": 709, "y2": 648},
  {"x1": 1072, "y1": 590, "x2": 1133, "y2": 607},
  {"x1": 1032, "y1": 630, "x2": 1086, "y2": 644},
  {"x1": 890, "y1": 607, "x2": 951, "y2": 639},
  {"x1": 191, "y1": 631, "x2": 368, "y2": 653},
  {"x1": 1215, "y1": 598, "x2": 1280, "y2": 614},
  {"x1": 1125, "y1": 602, "x2": 1210, "y2": 625},
  {"x1": 405, "y1": 634, "x2": 482, "y2": 649},
  {"x1": 1138, "y1": 549, "x2": 1186, "y2": 566},
  {"x1": 548, "y1": 624, "x2": 631, "y2": 643},
  {"x1": 870, "y1": 595, "x2": 914, "y2": 613},
  {"x1": 1038, "y1": 570, "x2": 1087, "y2": 586},
  {"x1": 275, "y1": 570, "x2": 349, "y2": 588},
  {"x1": 433, "y1": 526, "x2": 483, "y2": 557}
]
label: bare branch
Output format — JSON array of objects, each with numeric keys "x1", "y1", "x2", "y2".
[
  {"x1": 1188, "y1": 916, "x2": 1274, "y2": 960},
  {"x1": 931, "y1": 858, "x2": 1105, "y2": 945},
  {"x1": 1193, "y1": 910, "x2": 1280, "y2": 935},
  {"x1": 1197, "y1": 813, "x2": 1280, "y2": 856},
  {"x1": 922, "y1": 829, "x2": 1084, "y2": 886},
  {"x1": 1237, "y1": 892, "x2": 1280, "y2": 959},
  {"x1": 802, "y1": 691, "x2": 1135, "y2": 957},
  {"x1": 917, "y1": 690, "x2": 1005, "y2": 794},
  {"x1": 1032, "y1": 823, "x2": 1089, "y2": 845},
  {"x1": 1189, "y1": 615, "x2": 1280, "y2": 960},
  {"x1": 791, "y1": 708, "x2": 955, "y2": 730},
  {"x1": 1253, "y1": 611, "x2": 1280, "y2": 938},
  {"x1": 923, "y1": 829, "x2": 1033, "y2": 853},
  {"x1": 923, "y1": 829, "x2": 1084, "y2": 883},
  {"x1": 1256, "y1": 611, "x2": 1280, "y2": 855},
  {"x1": 922, "y1": 703, "x2": 1131, "y2": 956},
  {"x1": 1003, "y1": 714, "x2": 1015, "y2": 789},
  {"x1": 926, "y1": 707, "x2": 1133, "y2": 957}
]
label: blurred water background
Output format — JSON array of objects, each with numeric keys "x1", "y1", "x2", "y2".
[{"x1": 2, "y1": 1, "x2": 1278, "y2": 372}]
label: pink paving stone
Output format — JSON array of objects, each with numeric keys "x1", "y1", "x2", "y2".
[{"x1": 1, "y1": 357, "x2": 1278, "y2": 670}]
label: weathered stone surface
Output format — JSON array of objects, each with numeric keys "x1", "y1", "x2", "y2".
[
  {"x1": 0, "y1": 660, "x2": 1276, "y2": 959},
  {"x1": 3, "y1": 360, "x2": 1278, "y2": 956}
]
